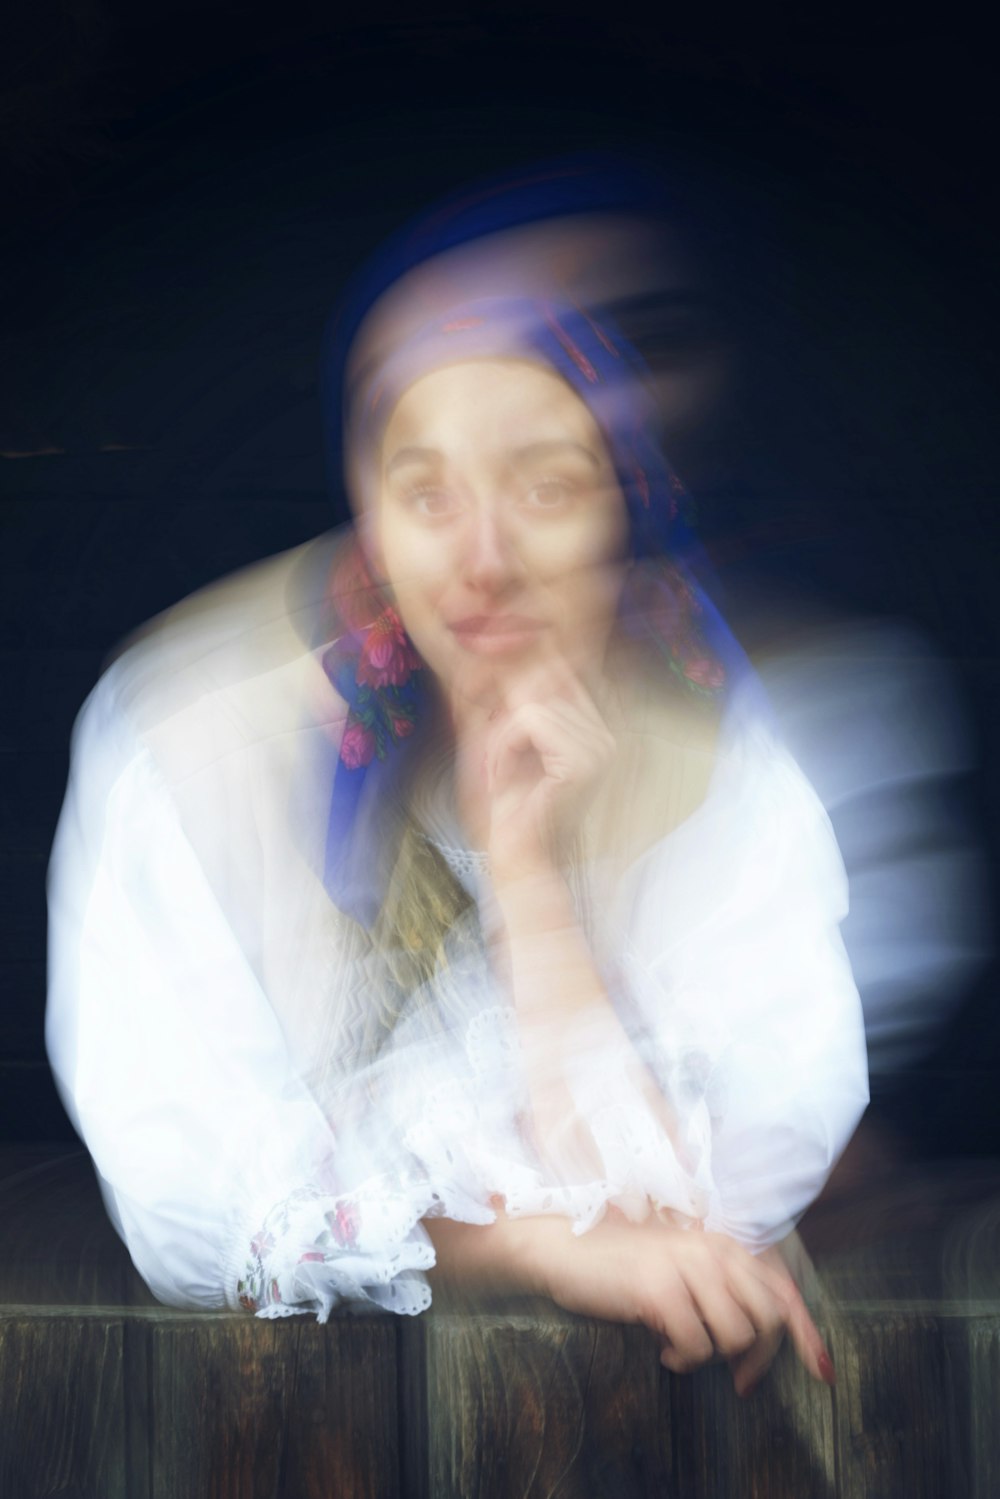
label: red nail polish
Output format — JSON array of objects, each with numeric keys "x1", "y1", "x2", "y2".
[{"x1": 818, "y1": 1351, "x2": 836, "y2": 1386}]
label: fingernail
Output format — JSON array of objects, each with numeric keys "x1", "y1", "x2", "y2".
[{"x1": 818, "y1": 1351, "x2": 836, "y2": 1387}]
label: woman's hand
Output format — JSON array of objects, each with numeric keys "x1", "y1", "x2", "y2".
[
  {"x1": 484, "y1": 652, "x2": 617, "y2": 885},
  {"x1": 478, "y1": 651, "x2": 686, "y2": 1204},
  {"x1": 427, "y1": 1211, "x2": 834, "y2": 1396},
  {"x1": 536, "y1": 1214, "x2": 834, "y2": 1397}
]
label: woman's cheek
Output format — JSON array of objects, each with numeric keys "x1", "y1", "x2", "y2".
[
  {"x1": 381, "y1": 528, "x2": 449, "y2": 608},
  {"x1": 389, "y1": 571, "x2": 451, "y2": 664},
  {"x1": 531, "y1": 508, "x2": 627, "y2": 572}
]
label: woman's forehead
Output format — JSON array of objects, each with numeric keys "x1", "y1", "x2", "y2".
[{"x1": 381, "y1": 360, "x2": 605, "y2": 459}]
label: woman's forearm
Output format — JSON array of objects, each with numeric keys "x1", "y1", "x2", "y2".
[
  {"x1": 493, "y1": 866, "x2": 610, "y2": 1023},
  {"x1": 493, "y1": 863, "x2": 684, "y2": 1176},
  {"x1": 423, "y1": 1209, "x2": 555, "y2": 1298}
]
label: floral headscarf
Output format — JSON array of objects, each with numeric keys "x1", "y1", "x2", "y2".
[{"x1": 319, "y1": 293, "x2": 752, "y2": 927}]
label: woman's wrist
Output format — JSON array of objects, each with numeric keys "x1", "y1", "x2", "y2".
[
  {"x1": 423, "y1": 1209, "x2": 557, "y2": 1300},
  {"x1": 492, "y1": 864, "x2": 577, "y2": 937},
  {"x1": 493, "y1": 868, "x2": 616, "y2": 1037}
]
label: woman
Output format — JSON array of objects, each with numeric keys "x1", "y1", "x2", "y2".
[{"x1": 46, "y1": 233, "x2": 867, "y2": 1398}]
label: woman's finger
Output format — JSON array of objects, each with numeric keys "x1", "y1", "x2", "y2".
[
  {"x1": 490, "y1": 695, "x2": 607, "y2": 763},
  {"x1": 727, "y1": 1325, "x2": 787, "y2": 1398},
  {"x1": 500, "y1": 648, "x2": 601, "y2": 718},
  {"x1": 647, "y1": 1272, "x2": 715, "y2": 1372},
  {"x1": 686, "y1": 1276, "x2": 759, "y2": 1362},
  {"x1": 488, "y1": 705, "x2": 548, "y2": 792},
  {"x1": 499, "y1": 659, "x2": 617, "y2": 754},
  {"x1": 742, "y1": 1249, "x2": 834, "y2": 1388},
  {"x1": 490, "y1": 703, "x2": 603, "y2": 797},
  {"x1": 775, "y1": 1268, "x2": 834, "y2": 1386}
]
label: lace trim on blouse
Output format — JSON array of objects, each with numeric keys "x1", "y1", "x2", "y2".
[{"x1": 428, "y1": 841, "x2": 491, "y2": 882}]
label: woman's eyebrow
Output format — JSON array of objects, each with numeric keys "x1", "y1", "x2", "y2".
[
  {"x1": 511, "y1": 440, "x2": 601, "y2": 468},
  {"x1": 384, "y1": 445, "x2": 442, "y2": 475},
  {"x1": 386, "y1": 439, "x2": 601, "y2": 475}
]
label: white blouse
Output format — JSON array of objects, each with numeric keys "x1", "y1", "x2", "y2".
[{"x1": 45, "y1": 539, "x2": 869, "y2": 1321}]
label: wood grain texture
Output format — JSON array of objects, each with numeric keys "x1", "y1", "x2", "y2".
[
  {"x1": 1, "y1": 1304, "x2": 999, "y2": 1496},
  {"x1": 415, "y1": 1309, "x2": 670, "y2": 1499},
  {"x1": 137, "y1": 1312, "x2": 398, "y2": 1499},
  {"x1": 964, "y1": 1317, "x2": 1000, "y2": 1499},
  {"x1": 3, "y1": 1154, "x2": 1000, "y2": 1499},
  {"x1": 0, "y1": 1309, "x2": 126, "y2": 1499},
  {"x1": 829, "y1": 1311, "x2": 952, "y2": 1499},
  {"x1": 669, "y1": 1339, "x2": 837, "y2": 1498}
]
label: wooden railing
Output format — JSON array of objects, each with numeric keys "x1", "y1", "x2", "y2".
[{"x1": 3, "y1": 1146, "x2": 998, "y2": 1497}]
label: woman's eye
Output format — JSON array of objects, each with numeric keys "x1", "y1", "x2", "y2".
[
  {"x1": 403, "y1": 486, "x2": 458, "y2": 518},
  {"x1": 523, "y1": 478, "x2": 575, "y2": 510}
]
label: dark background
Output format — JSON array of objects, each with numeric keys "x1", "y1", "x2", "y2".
[{"x1": 2, "y1": 6, "x2": 997, "y2": 1153}]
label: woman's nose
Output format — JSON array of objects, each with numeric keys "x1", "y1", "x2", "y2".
[{"x1": 462, "y1": 506, "x2": 521, "y2": 590}]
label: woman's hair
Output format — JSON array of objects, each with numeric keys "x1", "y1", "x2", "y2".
[{"x1": 371, "y1": 816, "x2": 473, "y2": 1018}]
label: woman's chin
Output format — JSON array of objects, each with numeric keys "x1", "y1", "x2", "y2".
[{"x1": 438, "y1": 657, "x2": 521, "y2": 719}]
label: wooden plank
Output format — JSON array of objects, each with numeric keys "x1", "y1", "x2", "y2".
[
  {"x1": 0, "y1": 1308, "x2": 126, "y2": 1499},
  {"x1": 398, "y1": 1314, "x2": 430, "y2": 1499},
  {"x1": 138, "y1": 1312, "x2": 399, "y2": 1499},
  {"x1": 417, "y1": 1309, "x2": 670, "y2": 1498},
  {"x1": 669, "y1": 1340, "x2": 837, "y2": 1499},
  {"x1": 830, "y1": 1311, "x2": 952, "y2": 1498},
  {"x1": 965, "y1": 1316, "x2": 1000, "y2": 1499},
  {"x1": 1, "y1": 1302, "x2": 999, "y2": 1495}
]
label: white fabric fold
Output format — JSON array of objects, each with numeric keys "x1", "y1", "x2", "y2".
[{"x1": 47, "y1": 584, "x2": 869, "y2": 1319}]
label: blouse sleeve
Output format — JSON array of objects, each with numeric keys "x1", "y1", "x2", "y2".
[
  {"x1": 46, "y1": 668, "x2": 441, "y2": 1320},
  {"x1": 617, "y1": 718, "x2": 870, "y2": 1250}
]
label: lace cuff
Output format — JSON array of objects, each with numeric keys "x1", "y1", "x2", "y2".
[{"x1": 232, "y1": 1177, "x2": 439, "y2": 1321}]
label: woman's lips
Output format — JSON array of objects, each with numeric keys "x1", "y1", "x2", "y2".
[{"x1": 448, "y1": 614, "x2": 547, "y2": 654}]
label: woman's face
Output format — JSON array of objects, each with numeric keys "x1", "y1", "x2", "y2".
[{"x1": 371, "y1": 359, "x2": 630, "y2": 705}]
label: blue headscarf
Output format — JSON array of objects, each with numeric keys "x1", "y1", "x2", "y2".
[
  {"x1": 320, "y1": 288, "x2": 752, "y2": 928},
  {"x1": 319, "y1": 150, "x2": 678, "y2": 516}
]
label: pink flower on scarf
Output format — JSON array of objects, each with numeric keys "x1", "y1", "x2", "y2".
[
  {"x1": 357, "y1": 608, "x2": 422, "y2": 689},
  {"x1": 392, "y1": 716, "x2": 414, "y2": 740},
  {"x1": 340, "y1": 721, "x2": 376, "y2": 769},
  {"x1": 329, "y1": 540, "x2": 382, "y2": 633},
  {"x1": 682, "y1": 656, "x2": 726, "y2": 689}
]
